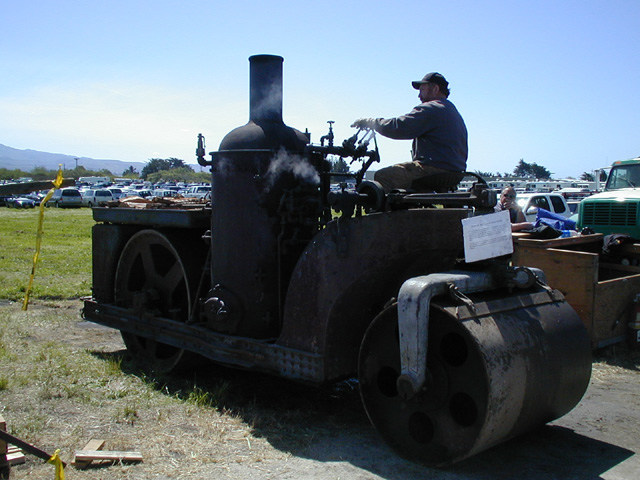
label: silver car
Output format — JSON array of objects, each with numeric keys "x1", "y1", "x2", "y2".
[{"x1": 46, "y1": 188, "x2": 83, "y2": 208}]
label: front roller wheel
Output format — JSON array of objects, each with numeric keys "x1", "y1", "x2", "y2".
[
  {"x1": 358, "y1": 304, "x2": 489, "y2": 466},
  {"x1": 359, "y1": 295, "x2": 591, "y2": 467},
  {"x1": 114, "y1": 229, "x2": 203, "y2": 373}
]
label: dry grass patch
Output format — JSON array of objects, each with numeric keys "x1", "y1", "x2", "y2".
[{"x1": 0, "y1": 300, "x2": 367, "y2": 479}]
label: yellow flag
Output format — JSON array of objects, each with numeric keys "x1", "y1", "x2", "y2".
[
  {"x1": 52, "y1": 167, "x2": 64, "y2": 189},
  {"x1": 47, "y1": 449, "x2": 65, "y2": 480},
  {"x1": 22, "y1": 165, "x2": 65, "y2": 311}
]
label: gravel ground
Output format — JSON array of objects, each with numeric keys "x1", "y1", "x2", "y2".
[{"x1": 1, "y1": 300, "x2": 639, "y2": 479}]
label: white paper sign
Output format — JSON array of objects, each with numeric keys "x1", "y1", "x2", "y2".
[{"x1": 462, "y1": 211, "x2": 513, "y2": 263}]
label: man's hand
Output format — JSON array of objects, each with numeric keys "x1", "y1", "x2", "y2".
[{"x1": 351, "y1": 118, "x2": 375, "y2": 129}]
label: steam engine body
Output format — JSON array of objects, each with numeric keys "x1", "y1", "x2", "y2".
[{"x1": 84, "y1": 55, "x2": 591, "y2": 466}]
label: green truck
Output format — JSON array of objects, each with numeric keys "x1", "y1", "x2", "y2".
[{"x1": 578, "y1": 156, "x2": 640, "y2": 238}]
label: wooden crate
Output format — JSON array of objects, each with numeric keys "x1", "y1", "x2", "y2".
[
  {"x1": 512, "y1": 233, "x2": 640, "y2": 349},
  {"x1": 0, "y1": 415, "x2": 25, "y2": 472}
]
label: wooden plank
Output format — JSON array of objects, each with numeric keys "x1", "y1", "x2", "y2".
[
  {"x1": 513, "y1": 246, "x2": 598, "y2": 336},
  {"x1": 0, "y1": 414, "x2": 7, "y2": 471},
  {"x1": 514, "y1": 234, "x2": 640, "y2": 349},
  {"x1": 600, "y1": 262, "x2": 640, "y2": 275},
  {"x1": 513, "y1": 233, "x2": 603, "y2": 249},
  {"x1": 0, "y1": 429, "x2": 65, "y2": 466},
  {"x1": 0, "y1": 415, "x2": 6, "y2": 457},
  {"x1": 73, "y1": 439, "x2": 105, "y2": 468},
  {"x1": 593, "y1": 274, "x2": 640, "y2": 348},
  {"x1": 74, "y1": 450, "x2": 143, "y2": 463},
  {"x1": 617, "y1": 243, "x2": 640, "y2": 255},
  {"x1": 80, "y1": 439, "x2": 105, "y2": 451},
  {"x1": 6, "y1": 446, "x2": 25, "y2": 466}
]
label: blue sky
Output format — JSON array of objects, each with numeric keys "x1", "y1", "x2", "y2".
[{"x1": 1, "y1": 0, "x2": 639, "y2": 178}]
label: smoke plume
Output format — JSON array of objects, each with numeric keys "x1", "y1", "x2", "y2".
[{"x1": 265, "y1": 148, "x2": 320, "y2": 188}]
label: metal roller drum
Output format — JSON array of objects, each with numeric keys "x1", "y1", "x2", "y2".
[{"x1": 358, "y1": 286, "x2": 592, "y2": 466}]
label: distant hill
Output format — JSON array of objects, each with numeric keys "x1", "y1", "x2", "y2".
[{"x1": 0, "y1": 144, "x2": 146, "y2": 176}]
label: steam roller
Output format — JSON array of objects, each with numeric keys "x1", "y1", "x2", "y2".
[
  {"x1": 358, "y1": 271, "x2": 592, "y2": 466},
  {"x1": 83, "y1": 53, "x2": 593, "y2": 468}
]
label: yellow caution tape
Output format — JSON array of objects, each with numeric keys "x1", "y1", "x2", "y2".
[
  {"x1": 47, "y1": 449, "x2": 65, "y2": 480},
  {"x1": 22, "y1": 166, "x2": 65, "y2": 311}
]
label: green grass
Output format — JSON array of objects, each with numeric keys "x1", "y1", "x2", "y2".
[
  {"x1": 0, "y1": 207, "x2": 94, "y2": 300},
  {"x1": 0, "y1": 304, "x2": 174, "y2": 443}
]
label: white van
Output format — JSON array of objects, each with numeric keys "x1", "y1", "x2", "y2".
[{"x1": 82, "y1": 189, "x2": 114, "y2": 207}]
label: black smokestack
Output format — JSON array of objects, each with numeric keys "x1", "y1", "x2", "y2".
[
  {"x1": 249, "y1": 54, "x2": 283, "y2": 124},
  {"x1": 219, "y1": 54, "x2": 307, "y2": 151}
]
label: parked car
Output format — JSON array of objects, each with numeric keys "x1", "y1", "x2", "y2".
[
  {"x1": 5, "y1": 195, "x2": 36, "y2": 208},
  {"x1": 107, "y1": 187, "x2": 125, "y2": 200},
  {"x1": 135, "y1": 189, "x2": 154, "y2": 198},
  {"x1": 81, "y1": 189, "x2": 94, "y2": 205},
  {"x1": 46, "y1": 188, "x2": 83, "y2": 208},
  {"x1": 31, "y1": 192, "x2": 46, "y2": 205},
  {"x1": 182, "y1": 185, "x2": 211, "y2": 199},
  {"x1": 516, "y1": 193, "x2": 571, "y2": 222},
  {"x1": 151, "y1": 189, "x2": 178, "y2": 198},
  {"x1": 567, "y1": 200, "x2": 582, "y2": 215},
  {"x1": 82, "y1": 189, "x2": 114, "y2": 207}
]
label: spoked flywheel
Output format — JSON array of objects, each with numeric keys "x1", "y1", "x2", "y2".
[
  {"x1": 114, "y1": 229, "x2": 205, "y2": 373},
  {"x1": 358, "y1": 304, "x2": 489, "y2": 466}
]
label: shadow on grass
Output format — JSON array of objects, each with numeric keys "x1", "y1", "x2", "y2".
[
  {"x1": 87, "y1": 348, "x2": 636, "y2": 480},
  {"x1": 89, "y1": 348, "x2": 367, "y2": 448},
  {"x1": 593, "y1": 342, "x2": 640, "y2": 371}
]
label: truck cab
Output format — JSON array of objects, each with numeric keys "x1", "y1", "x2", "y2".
[{"x1": 577, "y1": 156, "x2": 640, "y2": 238}]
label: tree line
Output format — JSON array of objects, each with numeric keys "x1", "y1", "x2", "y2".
[
  {"x1": 474, "y1": 159, "x2": 603, "y2": 181},
  {"x1": 474, "y1": 159, "x2": 553, "y2": 179},
  {"x1": 331, "y1": 157, "x2": 603, "y2": 181},
  {"x1": 331, "y1": 157, "x2": 561, "y2": 179},
  {"x1": 2, "y1": 157, "x2": 602, "y2": 184},
  {"x1": 0, "y1": 157, "x2": 210, "y2": 183}
]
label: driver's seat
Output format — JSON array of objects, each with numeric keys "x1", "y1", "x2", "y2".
[{"x1": 410, "y1": 171, "x2": 466, "y2": 193}]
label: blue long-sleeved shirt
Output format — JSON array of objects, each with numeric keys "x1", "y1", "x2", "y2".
[{"x1": 372, "y1": 99, "x2": 468, "y2": 171}]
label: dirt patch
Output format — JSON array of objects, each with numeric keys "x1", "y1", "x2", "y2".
[{"x1": 1, "y1": 300, "x2": 639, "y2": 479}]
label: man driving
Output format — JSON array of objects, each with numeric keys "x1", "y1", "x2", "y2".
[{"x1": 352, "y1": 72, "x2": 468, "y2": 192}]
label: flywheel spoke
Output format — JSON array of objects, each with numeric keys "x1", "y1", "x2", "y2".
[
  {"x1": 139, "y1": 245, "x2": 155, "y2": 281},
  {"x1": 163, "y1": 259, "x2": 185, "y2": 295},
  {"x1": 145, "y1": 338, "x2": 158, "y2": 357},
  {"x1": 115, "y1": 229, "x2": 200, "y2": 373}
]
